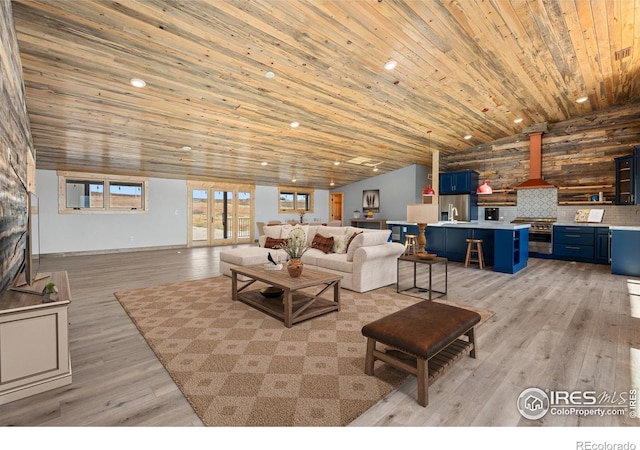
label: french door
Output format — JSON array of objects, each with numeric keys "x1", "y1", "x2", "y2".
[{"x1": 188, "y1": 182, "x2": 254, "y2": 247}]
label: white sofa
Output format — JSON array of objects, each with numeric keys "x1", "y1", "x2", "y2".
[{"x1": 220, "y1": 223, "x2": 405, "y2": 293}]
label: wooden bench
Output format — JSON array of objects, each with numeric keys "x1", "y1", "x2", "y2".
[{"x1": 361, "y1": 300, "x2": 480, "y2": 407}]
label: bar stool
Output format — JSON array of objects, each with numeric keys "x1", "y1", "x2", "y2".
[
  {"x1": 465, "y1": 238, "x2": 485, "y2": 269},
  {"x1": 404, "y1": 234, "x2": 419, "y2": 256}
]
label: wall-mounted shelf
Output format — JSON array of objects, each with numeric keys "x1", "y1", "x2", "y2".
[
  {"x1": 477, "y1": 188, "x2": 516, "y2": 207},
  {"x1": 557, "y1": 184, "x2": 614, "y2": 205}
]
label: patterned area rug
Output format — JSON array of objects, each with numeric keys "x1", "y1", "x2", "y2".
[{"x1": 114, "y1": 276, "x2": 493, "y2": 426}]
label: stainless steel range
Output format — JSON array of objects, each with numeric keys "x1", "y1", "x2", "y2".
[{"x1": 511, "y1": 217, "x2": 556, "y2": 255}]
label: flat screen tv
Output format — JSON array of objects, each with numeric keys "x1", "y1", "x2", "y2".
[{"x1": 11, "y1": 191, "x2": 46, "y2": 293}]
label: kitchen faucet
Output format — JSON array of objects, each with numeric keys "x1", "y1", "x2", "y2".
[{"x1": 447, "y1": 203, "x2": 458, "y2": 222}]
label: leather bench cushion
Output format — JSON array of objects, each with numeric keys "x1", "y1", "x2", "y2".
[{"x1": 361, "y1": 301, "x2": 480, "y2": 360}]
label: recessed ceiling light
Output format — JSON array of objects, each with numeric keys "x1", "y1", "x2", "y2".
[
  {"x1": 373, "y1": 166, "x2": 379, "y2": 172},
  {"x1": 130, "y1": 78, "x2": 146, "y2": 88},
  {"x1": 265, "y1": 71, "x2": 275, "y2": 78},
  {"x1": 513, "y1": 118, "x2": 523, "y2": 124},
  {"x1": 576, "y1": 96, "x2": 588, "y2": 103},
  {"x1": 334, "y1": 161, "x2": 340, "y2": 166},
  {"x1": 290, "y1": 121, "x2": 299, "y2": 128},
  {"x1": 330, "y1": 180, "x2": 335, "y2": 186},
  {"x1": 384, "y1": 60, "x2": 397, "y2": 70},
  {"x1": 464, "y1": 134, "x2": 472, "y2": 140},
  {"x1": 182, "y1": 146, "x2": 191, "y2": 151},
  {"x1": 291, "y1": 178, "x2": 296, "y2": 183},
  {"x1": 261, "y1": 161, "x2": 268, "y2": 166}
]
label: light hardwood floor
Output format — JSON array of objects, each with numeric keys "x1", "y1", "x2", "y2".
[{"x1": 0, "y1": 246, "x2": 638, "y2": 427}]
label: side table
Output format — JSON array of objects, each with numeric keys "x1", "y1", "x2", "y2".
[{"x1": 396, "y1": 255, "x2": 448, "y2": 300}]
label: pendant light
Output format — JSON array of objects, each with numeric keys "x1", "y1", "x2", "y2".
[
  {"x1": 477, "y1": 108, "x2": 493, "y2": 195},
  {"x1": 422, "y1": 130, "x2": 436, "y2": 196}
]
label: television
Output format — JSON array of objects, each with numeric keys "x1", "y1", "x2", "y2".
[{"x1": 11, "y1": 191, "x2": 47, "y2": 294}]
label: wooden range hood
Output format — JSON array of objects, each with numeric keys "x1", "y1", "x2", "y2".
[{"x1": 514, "y1": 123, "x2": 555, "y2": 189}]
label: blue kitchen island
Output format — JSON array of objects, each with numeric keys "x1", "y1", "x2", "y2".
[
  {"x1": 387, "y1": 221, "x2": 530, "y2": 274},
  {"x1": 610, "y1": 226, "x2": 640, "y2": 277}
]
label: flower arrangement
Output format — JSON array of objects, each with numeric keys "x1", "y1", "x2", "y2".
[
  {"x1": 278, "y1": 227, "x2": 309, "y2": 259},
  {"x1": 298, "y1": 209, "x2": 306, "y2": 224}
]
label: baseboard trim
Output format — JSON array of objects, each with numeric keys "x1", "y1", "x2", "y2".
[{"x1": 42, "y1": 244, "x2": 188, "y2": 258}]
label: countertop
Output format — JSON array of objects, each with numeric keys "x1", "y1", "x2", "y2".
[
  {"x1": 555, "y1": 222, "x2": 640, "y2": 231},
  {"x1": 387, "y1": 220, "x2": 530, "y2": 231}
]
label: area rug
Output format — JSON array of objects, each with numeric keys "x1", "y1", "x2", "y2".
[{"x1": 114, "y1": 276, "x2": 494, "y2": 426}]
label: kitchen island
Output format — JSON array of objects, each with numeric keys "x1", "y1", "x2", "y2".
[
  {"x1": 387, "y1": 220, "x2": 530, "y2": 274},
  {"x1": 610, "y1": 225, "x2": 640, "y2": 277}
]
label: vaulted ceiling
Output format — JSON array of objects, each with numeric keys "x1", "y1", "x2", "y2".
[{"x1": 11, "y1": 0, "x2": 640, "y2": 188}]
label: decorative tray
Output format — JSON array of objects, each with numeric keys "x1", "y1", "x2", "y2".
[{"x1": 260, "y1": 286, "x2": 284, "y2": 298}]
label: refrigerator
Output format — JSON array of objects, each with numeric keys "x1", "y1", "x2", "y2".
[{"x1": 438, "y1": 194, "x2": 477, "y2": 222}]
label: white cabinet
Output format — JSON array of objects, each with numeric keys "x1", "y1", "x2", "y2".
[{"x1": 0, "y1": 271, "x2": 72, "y2": 405}]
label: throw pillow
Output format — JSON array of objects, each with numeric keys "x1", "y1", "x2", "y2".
[
  {"x1": 263, "y1": 225, "x2": 281, "y2": 239},
  {"x1": 280, "y1": 224, "x2": 309, "y2": 240},
  {"x1": 264, "y1": 237, "x2": 288, "y2": 249},
  {"x1": 331, "y1": 233, "x2": 349, "y2": 254},
  {"x1": 312, "y1": 234, "x2": 334, "y2": 254},
  {"x1": 346, "y1": 231, "x2": 363, "y2": 251}
]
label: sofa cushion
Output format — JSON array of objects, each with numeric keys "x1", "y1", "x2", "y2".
[
  {"x1": 311, "y1": 234, "x2": 334, "y2": 254},
  {"x1": 315, "y1": 253, "x2": 353, "y2": 273},
  {"x1": 301, "y1": 248, "x2": 325, "y2": 265},
  {"x1": 264, "y1": 237, "x2": 288, "y2": 249}
]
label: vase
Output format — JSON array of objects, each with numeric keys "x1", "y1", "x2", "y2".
[{"x1": 287, "y1": 258, "x2": 303, "y2": 277}]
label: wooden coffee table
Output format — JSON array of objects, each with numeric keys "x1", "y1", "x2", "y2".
[{"x1": 230, "y1": 265, "x2": 342, "y2": 327}]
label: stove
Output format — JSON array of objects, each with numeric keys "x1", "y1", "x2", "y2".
[{"x1": 511, "y1": 217, "x2": 556, "y2": 255}]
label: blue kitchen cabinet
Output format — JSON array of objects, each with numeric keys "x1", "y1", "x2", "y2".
[
  {"x1": 425, "y1": 227, "x2": 446, "y2": 255},
  {"x1": 472, "y1": 228, "x2": 494, "y2": 267},
  {"x1": 444, "y1": 227, "x2": 473, "y2": 262},
  {"x1": 494, "y1": 228, "x2": 528, "y2": 274},
  {"x1": 611, "y1": 229, "x2": 640, "y2": 276},
  {"x1": 595, "y1": 228, "x2": 610, "y2": 264},
  {"x1": 553, "y1": 225, "x2": 609, "y2": 265},
  {"x1": 439, "y1": 170, "x2": 479, "y2": 194},
  {"x1": 614, "y1": 146, "x2": 640, "y2": 205}
]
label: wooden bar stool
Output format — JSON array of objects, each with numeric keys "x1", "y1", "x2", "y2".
[
  {"x1": 404, "y1": 234, "x2": 419, "y2": 255},
  {"x1": 464, "y1": 238, "x2": 485, "y2": 269}
]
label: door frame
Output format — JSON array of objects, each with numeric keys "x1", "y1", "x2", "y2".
[
  {"x1": 187, "y1": 181, "x2": 255, "y2": 247},
  {"x1": 329, "y1": 192, "x2": 343, "y2": 225}
]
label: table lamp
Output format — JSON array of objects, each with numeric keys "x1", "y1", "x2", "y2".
[{"x1": 406, "y1": 204, "x2": 439, "y2": 252}]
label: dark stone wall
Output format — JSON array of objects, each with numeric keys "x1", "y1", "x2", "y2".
[{"x1": 0, "y1": 0, "x2": 35, "y2": 290}]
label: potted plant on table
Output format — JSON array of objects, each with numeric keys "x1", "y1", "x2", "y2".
[
  {"x1": 43, "y1": 282, "x2": 58, "y2": 303},
  {"x1": 277, "y1": 227, "x2": 309, "y2": 277}
]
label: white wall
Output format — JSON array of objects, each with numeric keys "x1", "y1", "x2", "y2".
[
  {"x1": 331, "y1": 164, "x2": 430, "y2": 222},
  {"x1": 36, "y1": 170, "x2": 330, "y2": 254},
  {"x1": 36, "y1": 170, "x2": 187, "y2": 254}
]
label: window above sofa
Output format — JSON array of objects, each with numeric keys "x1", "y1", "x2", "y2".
[{"x1": 278, "y1": 186, "x2": 314, "y2": 213}]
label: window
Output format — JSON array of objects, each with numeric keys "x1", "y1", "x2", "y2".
[
  {"x1": 58, "y1": 171, "x2": 148, "y2": 213},
  {"x1": 278, "y1": 186, "x2": 314, "y2": 213}
]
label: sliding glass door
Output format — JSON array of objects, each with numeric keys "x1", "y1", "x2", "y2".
[{"x1": 188, "y1": 182, "x2": 254, "y2": 247}]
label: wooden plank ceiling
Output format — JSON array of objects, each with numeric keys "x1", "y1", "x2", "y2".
[{"x1": 11, "y1": 0, "x2": 640, "y2": 189}]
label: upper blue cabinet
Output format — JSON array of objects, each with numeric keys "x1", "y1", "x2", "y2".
[
  {"x1": 439, "y1": 170, "x2": 479, "y2": 194},
  {"x1": 614, "y1": 146, "x2": 640, "y2": 205}
]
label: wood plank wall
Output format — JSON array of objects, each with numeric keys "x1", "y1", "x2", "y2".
[
  {"x1": 441, "y1": 99, "x2": 640, "y2": 204},
  {"x1": 0, "y1": 0, "x2": 35, "y2": 290}
]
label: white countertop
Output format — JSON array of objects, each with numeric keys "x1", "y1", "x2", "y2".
[
  {"x1": 610, "y1": 226, "x2": 640, "y2": 231},
  {"x1": 387, "y1": 220, "x2": 530, "y2": 231}
]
